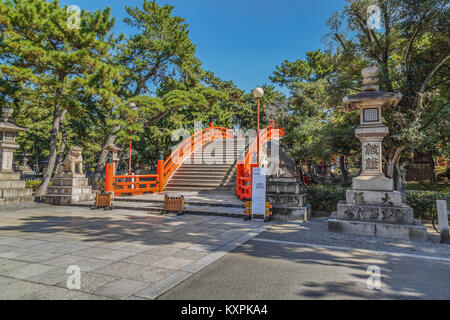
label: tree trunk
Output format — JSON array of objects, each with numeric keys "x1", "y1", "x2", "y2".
[
  {"x1": 93, "y1": 124, "x2": 121, "y2": 184},
  {"x1": 340, "y1": 155, "x2": 350, "y2": 185},
  {"x1": 387, "y1": 145, "x2": 407, "y2": 179},
  {"x1": 54, "y1": 109, "x2": 68, "y2": 175},
  {"x1": 395, "y1": 159, "x2": 410, "y2": 191},
  {"x1": 36, "y1": 91, "x2": 62, "y2": 197}
]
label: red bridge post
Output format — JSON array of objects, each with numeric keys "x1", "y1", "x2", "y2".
[
  {"x1": 105, "y1": 163, "x2": 114, "y2": 194},
  {"x1": 157, "y1": 159, "x2": 164, "y2": 192}
]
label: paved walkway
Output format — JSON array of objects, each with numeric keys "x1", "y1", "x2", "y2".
[
  {"x1": 0, "y1": 204, "x2": 268, "y2": 300},
  {"x1": 159, "y1": 218, "x2": 450, "y2": 300},
  {"x1": 159, "y1": 238, "x2": 450, "y2": 299}
]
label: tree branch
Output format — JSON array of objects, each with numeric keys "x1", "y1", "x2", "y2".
[
  {"x1": 419, "y1": 54, "x2": 450, "y2": 93},
  {"x1": 404, "y1": 11, "x2": 428, "y2": 63}
]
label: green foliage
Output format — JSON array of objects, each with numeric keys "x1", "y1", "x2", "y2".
[
  {"x1": 405, "y1": 183, "x2": 450, "y2": 192},
  {"x1": 25, "y1": 180, "x2": 42, "y2": 191},
  {"x1": 0, "y1": 0, "x2": 122, "y2": 194},
  {"x1": 306, "y1": 185, "x2": 347, "y2": 212},
  {"x1": 406, "y1": 191, "x2": 450, "y2": 220}
]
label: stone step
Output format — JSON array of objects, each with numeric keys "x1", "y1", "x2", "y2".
[
  {"x1": 176, "y1": 167, "x2": 233, "y2": 172},
  {"x1": 0, "y1": 180, "x2": 26, "y2": 189},
  {"x1": 113, "y1": 197, "x2": 244, "y2": 208},
  {"x1": 43, "y1": 193, "x2": 95, "y2": 206},
  {"x1": 166, "y1": 181, "x2": 234, "y2": 187},
  {"x1": 164, "y1": 186, "x2": 234, "y2": 192},
  {"x1": 180, "y1": 164, "x2": 235, "y2": 168},
  {"x1": 46, "y1": 186, "x2": 92, "y2": 196},
  {"x1": 169, "y1": 177, "x2": 235, "y2": 183},
  {"x1": 173, "y1": 173, "x2": 236, "y2": 179},
  {"x1": 186, "y1": 161, "x2": 238, "y2": 165},
  {"x1": 73, "y1": 201, "x2": 255, "y2": 219},
  {"x1": 0, "y1": 188, "x2": 33, "y2": 198},
  {"x1": 329, "y1": 212, "x2": 428, "y2": 241},
  {"x1": 0, "y1": 173, "x2": 21, "y2": 181},
  {"x1": 0, "y1": 196, "x2": 35, "y2": 205},
  {"x1": 50, "y1": 177, "x2": 89, "y2": 187}
]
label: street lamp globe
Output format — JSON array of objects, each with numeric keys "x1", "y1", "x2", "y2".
[
  {"x1": 129, "y1": 102, "x2": 137, "y2": 111},
  {"x1": 253, "y1": 87, "x2": 264, "y2": 99}
]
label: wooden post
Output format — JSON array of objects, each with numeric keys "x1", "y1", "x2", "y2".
[
  {"x1": 105, "y1": 163, "x2": 113, "y2": 194},
  {"x1": 236, "y1": 163, "x2": 242, "y2": 197},
  {"x1": 210, "y1": 122, "x2": 215, "y2": 141},
  {"x1": 436, "y1": 200, "x2": 449, "y2": 243},
  {"x1": 157, "y1": 159, "x2": 164, "y2": 192}
]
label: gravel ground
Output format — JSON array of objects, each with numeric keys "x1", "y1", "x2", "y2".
[{"x1": 257, "y1": 217, "x2": 450, "y2": 259}]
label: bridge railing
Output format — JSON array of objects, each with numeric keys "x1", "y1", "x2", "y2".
[
  {"x1": 105, "y1": 123, "x2": 237, "y2": 196},
  {"x1": 236, "y1": 121, "x2": 285, "y2": 200}
]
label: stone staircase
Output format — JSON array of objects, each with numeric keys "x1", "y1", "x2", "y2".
[{"x1": 164, "y1": 139, "x2": 245, "y2": 194}]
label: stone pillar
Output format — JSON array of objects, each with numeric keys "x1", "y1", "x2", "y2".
[{"x1": 328, "y1": 67, "x2": 428, "y2": 241}]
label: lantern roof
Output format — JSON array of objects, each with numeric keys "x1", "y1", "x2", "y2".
[
  {"x1": 343, "y1": 66, "x2": 402, "y2": 110},
  {"x1": 0, "y1": 108, "x2": 28, "y2": 133}
]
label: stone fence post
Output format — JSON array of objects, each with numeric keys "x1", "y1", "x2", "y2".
[{"x1": 436, "y1": 200, "x2": 449, "y2": 243}]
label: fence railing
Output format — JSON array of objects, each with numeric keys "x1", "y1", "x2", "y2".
[
  {"x1": 105, "y1": 123, "x2": 237, "y2": 196},
  {"x1": 236, "y1": 121, "x2": 285, "y2": 200}
]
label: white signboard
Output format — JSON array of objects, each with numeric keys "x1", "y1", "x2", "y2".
[{"x1": 252, "y1": 166, "x2": 266, "y2": 219}]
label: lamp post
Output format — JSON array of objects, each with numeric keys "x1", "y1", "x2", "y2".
[
  {"x1": 128, "y1": 103, "x2": 137, "y2": 174},
  {"x1": 253, "y1": 87, "x2": 264, "y2": 166}
]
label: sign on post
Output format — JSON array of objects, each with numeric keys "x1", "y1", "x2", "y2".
[{"x1": 251, "y1": 167, "x2": 266, "y2": 220}]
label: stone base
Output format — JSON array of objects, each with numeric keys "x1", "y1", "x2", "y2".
[
  {"x1": 44, "y1": 174, "x2": 94, "y2": 206},
  {"x1": 0, "y1": 173, "x2": 34, "y2": 204},
  {"x1": 0, "y1": 195, "x2": 35, "y2": 205},
  {"x1": 352, "y1": 175, "x2": 394, "y2": 191},
  {"x1": 273, "y1": 204, "x2": 312, "y2": 221},
  {"x1": 328, "y1": 212, "x2": 428, "y2": 241},
  {"x1": 266, "y1": 177, "x2": 306, "y2": 195},
  {"x1": 267, "y1": 193, "x2": 307, "y2": 208},
  {"x1": 43, "y1": 193, "x2": 95, "y2": 206},
  {"x1": 337, "y1": 201, "x2": 414, "y2": 225},
  {"x1": 346, "y1": 189, "x2": 403, "y2": 206},
  {"x1": 266, "y1": 177, "x2": 310, "y2": 221}
]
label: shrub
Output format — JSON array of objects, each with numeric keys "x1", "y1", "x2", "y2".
[
  {"x1": 25, "y1": 180, "x2": 42, "y2": 191},
  {"x1": 406, "y1": 191, "x2": 450, "y2": 220},
  {"x1": 405, "y1": 183, "x2": 450, "y2": 192},
  {"x1": 306, "y1": 185, "x2": 346, "y2": 213}
]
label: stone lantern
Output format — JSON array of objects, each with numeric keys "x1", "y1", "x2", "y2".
[
  {"x1": 0, "y1": 107, "x2": 34, "y2": 204},
  {"x1": 343, "y1": 66, "x2": 402, "y2": 191},
  {"x1": 328, "y1": 67, "x2": 428, "y2": 241},
  {"x1": 0, "y1": 108, "x2": 27, "y2": 173},
  {"x1": 106, "y1": 143, "x2": 123, "y2": 175}
]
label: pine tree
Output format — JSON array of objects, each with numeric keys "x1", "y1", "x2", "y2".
[{"x1": 0, "y1": 0, "x2": 121, "y2": 196}]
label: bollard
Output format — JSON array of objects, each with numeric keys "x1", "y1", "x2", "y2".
[{"x1": 436, "y1": 200, "x2": 449, "y2": 243}]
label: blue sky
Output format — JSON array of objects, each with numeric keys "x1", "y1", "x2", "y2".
[{"x1": 60, "y1": 0, "x2": 347, "y2": 92}]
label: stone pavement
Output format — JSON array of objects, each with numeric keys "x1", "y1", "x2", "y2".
[
  {"x1": 159, "y1": 218, "x2": 450, "y2": 300},
  {"x1": 0, "y1": 204, "x2": 269, "y2": 300},
  {"x1": 255, "y1": 217, "x2": 450, "y2": 259}
]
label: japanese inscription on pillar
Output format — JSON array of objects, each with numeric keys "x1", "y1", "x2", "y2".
[{"x1": 364, "y1": 143, "x2": 380, "y2": 171}]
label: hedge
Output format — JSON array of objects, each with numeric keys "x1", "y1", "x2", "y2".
[
  {"x1": 406, "y1": 191, "x2": 450, "y2": 220},
  {"x1": 306, "y1": 185, "x2": 346, "y2": 213}
]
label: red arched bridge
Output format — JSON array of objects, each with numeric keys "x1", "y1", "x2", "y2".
[{"x1": 105, "y1": 121, "x2": 284, "y2": 200}]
